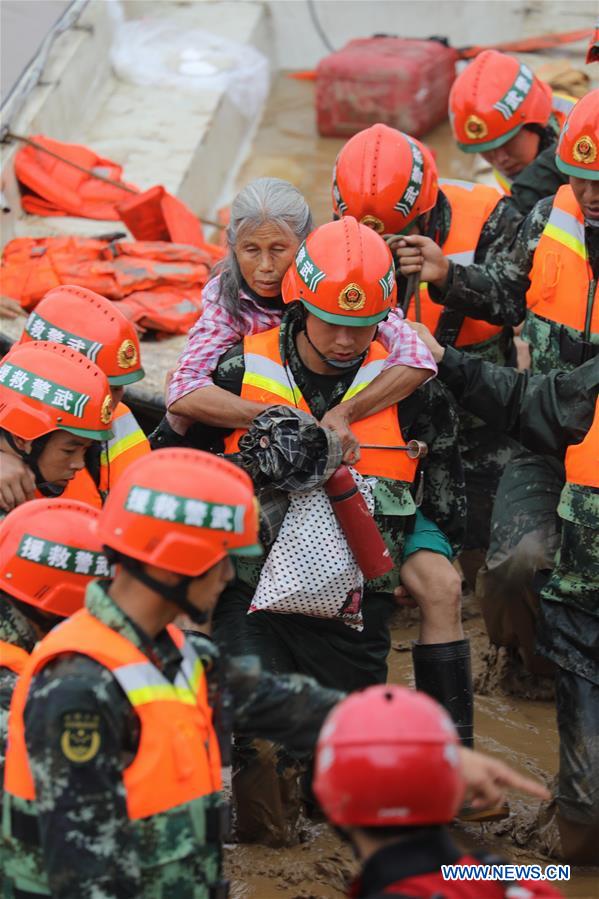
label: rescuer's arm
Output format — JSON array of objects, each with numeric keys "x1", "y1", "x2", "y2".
[
  {"x1": 394, "y1": 198, "x2": 550, "y2": 326},
  {"x1": 225, "y1": 655, "x2": 343, "y2": 755},
  {"x1": 432, "y1": 342, "x2": 599, "y2": 459},
  {"x1": 399, "y1": 379, "x2": 466, "y2": 554},
  {"x1": 0, "y1": 450, "x2": 36, "y2": 511},
  {"x1": 24, "y1": 657, "x2": 141, "y2": 899}
]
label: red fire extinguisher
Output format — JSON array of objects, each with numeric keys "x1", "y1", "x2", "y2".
[{"x1": 325, "y1": 465, "x2": 393, "y2": 580}]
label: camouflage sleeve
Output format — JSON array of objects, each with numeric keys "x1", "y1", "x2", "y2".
[
  {"x1": 504, "y1": 145, "x2": 568, "y2": 218},
  {"x1": 0, "y1": 667, "x2": 18, "y2": 784},
  {"x1": 403, "y1": 380, "x2": 466, "y2": 552},
  {"x1": 429, "y1": 197, "x2": 552, "y2": 325},
  {"x1": 225, "y1": 655, "x2": 342, "y2": 756},
  {"x1": 439, "y1": 347, "x2": 599, "y2": 458},
  {"x1": 212, "y1": 342, "x2": 245, "y2": 395},
  {"x1": 24, "y1": 655, "x2": 141, "y2": 899}
]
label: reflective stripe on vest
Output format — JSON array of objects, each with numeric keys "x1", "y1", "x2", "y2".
[
  {"x1": 99, "y1": 403, "x2": 150, "y2": 472},
  {"x1": 405, "y1": 181, "x2": 504, "y2": 347},
  {"x1": 223, "y1": 327, "x2": 417, "y2": 483},
  {"x1": 526, "y1": 185, "x2": 598, "y2": 335},
  {"x1": 5, "y1": 608, "x2": 221, "y2": 818},
  {"x1": 0, "y1": 640, "x2": 29, "y2": 675},
  {"x1": 565, "y1": 396, "x2": 599, "y2": 490}
]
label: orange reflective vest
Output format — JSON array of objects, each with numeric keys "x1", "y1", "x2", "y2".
[
  {"x1": 404, "y1": 179, "x2": 504, "y2": 348},
  {"x1": 493, "y1": 92, "x2": 576, "y2": 194},
  {"x1": 224, "y1": 327, "x2": 418, "y2": 485},
  {"x1": 524, "y1": 185, "x2": 598, "y2": 371},
  {"x1": 5, "y1": 608, "x2": 221, "y2": 816},
  {"x1": 565, "y1": 397, "x2": 599, "y2": 491},
  {"x1": 61, "y1": 402, "x2": 150, "y2": 508},
  {"x1": 0, "y1": 640, "x2": 29, "y2": 676}
]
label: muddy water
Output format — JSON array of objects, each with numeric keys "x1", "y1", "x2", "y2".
[{"x1": 228, "y1": 76, "x2": 598, "y2": 898}]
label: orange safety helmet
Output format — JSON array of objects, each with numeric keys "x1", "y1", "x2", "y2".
[
  {"x1": 450, "y1": 50, "x2": 553, "y2": 153},
  {"x1": 556, "y1": 89, "x2": 599, "y2": 180},
  {"x1": 332, "y1": 124, "x2": 438, "y2": 235},
  {"x1": 313, "y1": 685, "x2": 465, "y2": 827},
  {"x1": 20, "y1": 285, "x2": 144, "y2": 386},
  {"x1": 282, "y1": 217, "x2": 396, "y2": 327},
  {"x1": 0, "y1": 498, "x2": 108, "y2": 617},
  {"x1": 0, "y1": 341, "x2": 114, "y2": 442},
  {"x1": 98, "y1": 448, "x2": 261, "y2": 577}
]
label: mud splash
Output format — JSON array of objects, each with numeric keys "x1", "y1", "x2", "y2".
[{"x1": 229, "y1": 75, "x2": 599, "y2": 898}]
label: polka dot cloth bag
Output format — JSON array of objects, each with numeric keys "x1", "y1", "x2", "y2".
[{"x1": 249, "y1": 470, "x2": 376, "y2": 631}]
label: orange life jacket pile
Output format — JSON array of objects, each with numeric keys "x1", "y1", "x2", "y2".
[{"x1": 0, "y1": 237, "x2": 212, "y2": 335}]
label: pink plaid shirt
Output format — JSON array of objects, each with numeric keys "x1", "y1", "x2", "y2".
[{"x1": 168, "y1": 276, "x2": 437, "y2": 407}]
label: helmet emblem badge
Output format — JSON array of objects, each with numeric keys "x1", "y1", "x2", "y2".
[
  {"x1": 573, "y1": 135, "x2": 597, "y2": 165},
  {"x1": 338, "y1": 283, "x2": 366, "y2": 311},
  {"x1": 465, "y1": 115, "x2": 488, "y2": 140}
]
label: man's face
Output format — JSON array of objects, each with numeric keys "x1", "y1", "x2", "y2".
[
  {"x1": 37, "y1": 431, "x2": 92, "y2": 488},
  {"x1": 236, "y1": 222, "x2": 300, "y2": 297},
  {"x1": 306, "y1": 312, "x2": 377, "y2": 363},
  {"x1": 481, "y1": 127, "x2": 540, "y2": 179},
  {"x1": 186, "y1": 556, "x2": 235, "y2": 615},
  {"x1": 570, "y1": 175, "x2": 599, "y2": 222}
]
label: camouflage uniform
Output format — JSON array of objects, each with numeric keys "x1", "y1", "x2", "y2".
[
  {"x1": 1, "y1": 581, "x2": 342, "y2": 898},
  {"x1": 438, "y1": 346, "x2": 599, "y2": 860},
  {"x1": 430, "y1": 200, "x2": 599, "y2": 663},
  {"x1": 397, "y1": 188, "x2": 520, "y2": 554},
  {"x1": 198, "y1": 307, "x2": 465, "y2": 844},
  {"x1": 0, "y1": 596, "x2": 37, "y2": 804}
]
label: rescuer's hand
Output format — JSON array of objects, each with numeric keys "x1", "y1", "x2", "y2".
[
  {"x1": 458, "y1": 747, "x2": 550, "y2": 810},
  {"x1": 321, "y1": 406, "x2": 361, "y2": 464},
  {"x1": 0, "y1": 296, "x2": 26, "y2": 319},
  {"x1": 390, "y1": 235, "x2": 450, "y2": 288},
  {"x1": 0, "y1": 451, "x2": 36, "y2": 511},
  {"x1": 393, "y1": 585, "x2": 418, "y2": 608},
  {"x1": 405, "y1": 321, "x2": 445, "y2": 363}
]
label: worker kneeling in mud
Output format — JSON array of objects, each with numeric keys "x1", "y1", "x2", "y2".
[
  {"x1": 412, "y1": 321, "x2": 599, "y2": 865},
  {"x1": 200, "y1": 218, "x2": 470, "y2": 845},
  {"x1": 2, "y1": 449, "x2": 345, "y2": 898},
  {"x1": 0, "y1": 340, "x2": 115, "y2": 512},
  {"x1": 0, "y1": 286, "x2": 149, "y2": 512},
  {"x1": 314, "y1": 685, "x2": 563, "y2": 898}
]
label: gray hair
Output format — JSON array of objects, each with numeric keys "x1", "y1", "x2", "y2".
[{"x1": 215, "y1": 177, "x2": 313, "y2": 320}]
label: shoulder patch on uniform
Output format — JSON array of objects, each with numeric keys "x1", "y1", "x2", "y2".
[{"x1": 60, "y1": 711, "x2": 101, "y2": 764}]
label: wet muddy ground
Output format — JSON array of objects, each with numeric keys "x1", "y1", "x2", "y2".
[{"x1": 227, "y1": 75, "x2": 598, "y2": 897}]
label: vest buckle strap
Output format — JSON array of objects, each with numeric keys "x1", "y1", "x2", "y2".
[
  {"x1": 559, "y1": 327, "x2": 599, "y2": 366},
  {"x1": 8, "y1": 806, "x2": 40, "y2": 846}
]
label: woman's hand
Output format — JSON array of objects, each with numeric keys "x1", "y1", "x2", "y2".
[{"x1": 320, "y1": 406, "x2": 361, "y2": 464}]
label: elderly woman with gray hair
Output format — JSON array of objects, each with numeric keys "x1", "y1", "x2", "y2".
[{"x1": 165, "y1": 177, "x2": 437, "y2": 457}]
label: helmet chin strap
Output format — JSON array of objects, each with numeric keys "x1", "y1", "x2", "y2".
[
  {"x1": 111, "y1": 552, "x2": 208, "y2": 625},
  {"x1": 303, "y1": 319, "x2": 368, "y2": 370},
  {"x1": 2, "y1": 431, "x2": 65, "y2": 497}
]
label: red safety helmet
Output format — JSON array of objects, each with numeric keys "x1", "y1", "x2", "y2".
[
  {"x1": 20, "y1": 285, "x2": 144, "y2": 386},
  {"x1": 450, "y1": 50, "x2": 553, "y2": 153},
  {"x1": 332, "y1": 124, "x2": 438, "y2": 235},
  {"x1": 0, "y1": 498, "x2": 107, "y2": 617},
  {"x1": 98, "y1": 449, "x2": 261, "y2": 576},
  {"x1": 556, "y1": 89, "x2": 599, "y2": 180},
  {"x1": 587, "y1": 25, "x2": 599, "y2": 64},
  {"x1": 313, "y1": 685, "x2": 465, "y2": 827},
  {"x1": 0, "y1": 341, "x2": 114, "y2": 442},
  {"x1": 282, "y1": 217, "x2": 396, "y2": 327}
]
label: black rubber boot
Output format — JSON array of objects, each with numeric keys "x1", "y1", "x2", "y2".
[{"x1": 412, "y1": 639, "x2": 474, "y2": 747}]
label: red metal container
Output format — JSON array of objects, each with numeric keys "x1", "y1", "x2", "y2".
[{"x1": 316, "y1": 37, "x2": 458, "y2": 138}]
